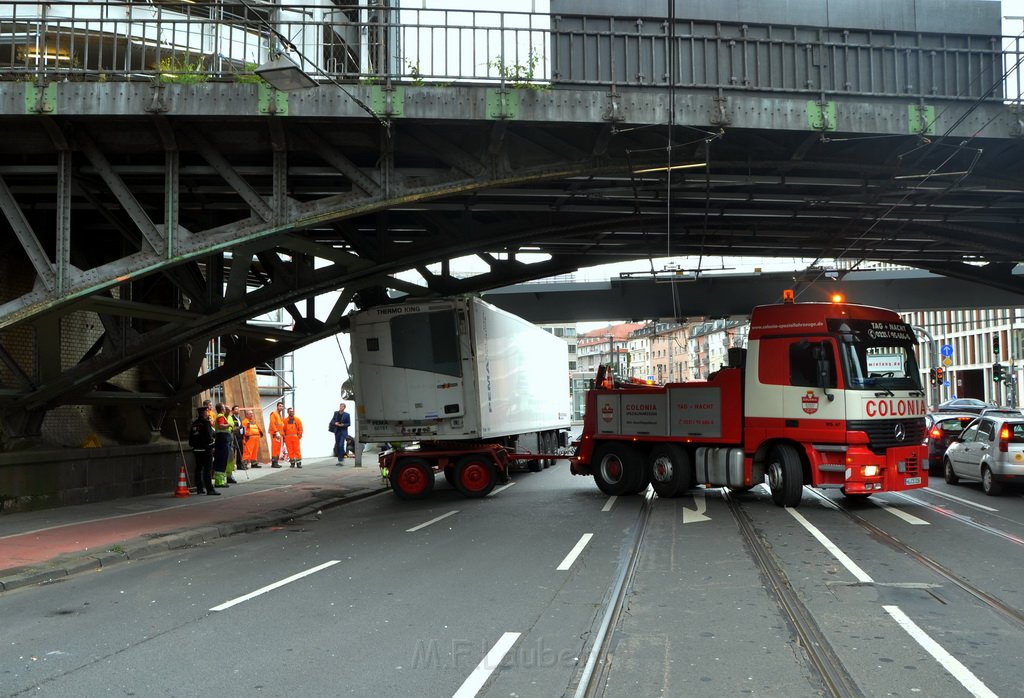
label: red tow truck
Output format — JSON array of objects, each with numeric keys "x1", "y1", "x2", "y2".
[{"x1": 570, "y1": 293, "x2": 929, "y2": 506}]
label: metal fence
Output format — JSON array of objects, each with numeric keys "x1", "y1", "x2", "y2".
[{"x1": 0, "y1": 1, "x2": 1020, "y2": 102}]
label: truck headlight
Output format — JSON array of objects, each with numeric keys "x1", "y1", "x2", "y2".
[{"x1": 863, "y1": 465, "x2": 879, "y2": 477}]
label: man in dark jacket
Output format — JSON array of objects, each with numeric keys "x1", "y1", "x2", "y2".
[
  {"x1": 189, "y1": 405, "x2": 219, "y2": 495},
  {"x1": 331, "y1": 403, "x2": 351, "y2": 466}
]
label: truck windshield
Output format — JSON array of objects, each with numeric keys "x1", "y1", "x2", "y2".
[{"x1": 828, "y1": 318, "x2": 923, "y2": 391}]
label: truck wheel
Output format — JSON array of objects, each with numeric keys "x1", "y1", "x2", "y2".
[
  {"x1": 766, "y1": 444, "x2": 804, "y2": 508},
  {"x1": 454, "y1": 454, "x2": 498, "y2": 497},
  {"x1": 648, "y1": 444, "x2": 691, "y2": 498},
  {"x1": 981, "y1": 466, "x2": 1004, "y2": 496},
  {"x1": 392, "y1": 458, "x2": 435, "y2": 500},
  {"x1": 528, "y1": 437, "x2": 544, "y2": 472},
  {"x1": 592, "y1": 443, "x2": 641, "y2": 496},
  {"x1": 542, "y1": 432, "x2": 553, "y2": 468}
]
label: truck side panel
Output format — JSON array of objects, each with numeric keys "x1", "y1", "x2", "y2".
[{"x1": 471, "y1": 298, "x2": 571, "y2": 438}]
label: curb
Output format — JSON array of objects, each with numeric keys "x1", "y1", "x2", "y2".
[{"x1": 0, "y1": 483, "x2": 389, "y2": 593}]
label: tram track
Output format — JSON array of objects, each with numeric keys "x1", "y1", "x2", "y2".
[
  {"x1": 822, "y1": 492, "x2": 1024, "y2": 631},
  {"x1": 722, "y1": 491, "x2": 863, "y2": 698},
  {"x1": 570, "y1": 488, "x2": 863, "y2": 698}
]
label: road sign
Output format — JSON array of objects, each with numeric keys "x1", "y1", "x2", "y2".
[
  {"x1": 942, "y1": 357, "x2": 952, "y2": 367},
  {"x1": 940, "y1": 344, "x2": 953, "y2": 358}
]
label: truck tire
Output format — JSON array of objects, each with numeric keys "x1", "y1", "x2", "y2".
[
  {"x1": 528, "y1": 436, "x2": 544, "y2": 472},
  {"x1": 542, "y1": 432, "x2": 553, "y2": 468},
  {"x1": 592, "y1": 443, "x2": 642, "y2": 496},
  {"x1": 766, "y1": 444, "x2": 804, "y2": 508},
  {"x1": 392, "y1": 457, "x2": 435, "y2": 500},
  {"x1": 454, "y1": 454, "x2": 498, "y2": 497},
  {"x1": 649, "y1": 444, "x2": 692, "y2": 498}
]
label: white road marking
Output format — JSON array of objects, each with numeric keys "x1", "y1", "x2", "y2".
[
  {"x1": 682, "y1": 490, "x2": 711, "y2": 523},
  {"x1": 916, "y1": 488, "x2": 999, "y2": 512},
  {"x1": 406, "y1": 510, "x2": 459, "y2": 532},
  {"x1": 601, "y1": 496, "x2": 617, "y2": 512},
  {"x1": 870, "y1": 498, "x2": 929, "y2": 525},
  {"x1": 557, "y1": 533, "x2": 594, "y2": 570},
  {"x1": 883, "y1": 605, "x2": 998, "y2": 698},
  {"x1": 785, "y1": 508, "x2": 874, "y2": 583},
  {"x1": 210, "y1": 560, "x2": 340, "y2": 611},
  {"x1": 451, "y1": 632, "x2": 521, "y2": 698},
  {"x1": 490, "y1": 482, "x2": 516, "y2": 496}
]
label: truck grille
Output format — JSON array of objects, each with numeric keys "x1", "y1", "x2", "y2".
[{"x1": 847, "y1": 419, "x2": 927, "y2": 452}]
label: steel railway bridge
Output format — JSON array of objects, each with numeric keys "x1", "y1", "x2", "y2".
[{"x1": 1, "y1": 0, "x2": 1023, "y2": 460}]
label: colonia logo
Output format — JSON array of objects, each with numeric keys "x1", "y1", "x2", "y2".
[
  {"x1": 864, "y1": 398, "x2": 927, "y2": 417},
  {"x1": 601, "y1": 402, "x2": 614, "y2": 423},
  {"x1": 801, "y1": 390, "x2": 820, "y2": 414}
]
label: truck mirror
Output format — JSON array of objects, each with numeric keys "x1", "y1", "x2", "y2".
[{"x1": 815, "y1": 342, "x2": 836, "y2": 401}]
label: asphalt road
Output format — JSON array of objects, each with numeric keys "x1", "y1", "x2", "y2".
[{"x1": 2, "y1": 464, "x2": 1023, "y2": 697}]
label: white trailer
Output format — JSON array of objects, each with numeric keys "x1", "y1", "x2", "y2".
[{"x1": 349, "y1": 296, "x2": 571, "y2": 498}]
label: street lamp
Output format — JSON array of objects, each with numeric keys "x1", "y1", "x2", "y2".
[{"x1": 254, "y1": 55, "x2": 318, "y2": 91}]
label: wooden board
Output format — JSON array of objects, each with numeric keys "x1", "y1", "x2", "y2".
[{"x1": 223, "y1": 369, "x2": 271, "y2": 463}]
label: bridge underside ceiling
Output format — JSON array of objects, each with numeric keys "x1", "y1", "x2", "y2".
[{"x1": 0, "y1": 84, "x2": 1023, "y2": 429}]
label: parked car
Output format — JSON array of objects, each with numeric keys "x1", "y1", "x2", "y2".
[
  {"x1": 934, "y1": 398, "x2": 995, "y2": 414},
  {"x1": 979, "y1": 407, "x2": 1024, "y2": 418},
  {"x1": 943, "y1": 414, "x2": 1024, "y2": 495},
  {"x1": 925, "y1": 413, "x2": 976, "y2": 469}
]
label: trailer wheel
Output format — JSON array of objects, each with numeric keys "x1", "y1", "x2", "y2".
[
  {"x1": 392, "y1": 458, "x2": 435, "y2": 500},
  {"x1": 542, "y1": 432, "x2": 553, "y2": 468},
  {"x1": 454, "y1": 454, "x2": 498, "y2": 497},
  {"x1": 766, "y1": 444, "x2": 804, "y2": 508},
  {"x1": 592, "y1": 443, "x2": 641, "y2": 496},
  {"x1": 528, "y1": 440, "x2": 544, "y2": 473},
  {"x1": 649, "y1": 444, "x2": 692, "y2": 498}
]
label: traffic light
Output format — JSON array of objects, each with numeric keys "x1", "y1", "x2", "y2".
[
  {"x1": 929, "y1": 367, "x2": 937, "y2": 386},
  {"x1": 993, "y1": 336, "x2": 1000, "y2": 356},
  {"x1": 935, "y1": 367, "x2": 944, "y2": 384},
  {"x1": 993, "y1": 362, "x2": 1003, "y2": 382}
]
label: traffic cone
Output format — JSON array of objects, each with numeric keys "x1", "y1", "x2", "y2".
[{"x1": 174, "y1": 463, "x2": 191, "y2": 498}]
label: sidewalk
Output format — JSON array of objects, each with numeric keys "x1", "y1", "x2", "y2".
[{"x1": 0, "y1": 453, "x2": 389, "y2": 593}]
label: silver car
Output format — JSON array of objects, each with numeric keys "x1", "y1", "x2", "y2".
[{"x1": 943, "y1": 415, "x2": 1024, "y2": 495}]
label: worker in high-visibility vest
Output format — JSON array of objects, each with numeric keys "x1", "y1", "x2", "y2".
[
  {"x1": 268, "y1": 400, "x2": 285, "y2": 468},
  {"x1": 283, "y1": 407, "x2": 304, "y2": 468},
  {"x1": 212, "y1": 404, "x2": 233, "y2": 487},
  {"x1": 241, "y1": 410, "x2": 264, "y2": 468}
]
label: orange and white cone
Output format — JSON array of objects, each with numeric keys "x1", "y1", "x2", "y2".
[{"x1": 174, "y1": 463, "x2": 191, "y2": 498}]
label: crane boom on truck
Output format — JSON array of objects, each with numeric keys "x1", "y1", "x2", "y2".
[
  {"x1": 571, "y1": 293, "x2": 929, "y2": 507},
  {"x1": 350, "y1": 296, "x2": 571, "y2": 500}
]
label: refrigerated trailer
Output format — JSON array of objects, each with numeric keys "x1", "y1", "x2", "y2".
[
  {"x1": 571, "y1": 294, "x2": 929, "y2": 507},
  {"x1": 349, "y1": 296, "x2": 571, "y2": 499}
]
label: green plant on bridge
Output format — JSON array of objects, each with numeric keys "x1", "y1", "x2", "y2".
[
  {"x1": 404, "y1": 59, "x2": 425, "y2": 86},
  {"x1": 158, "y1": 56, "x2": 209, "y2": 84},
  {"x1": 231, "y1": 61, "x2": 262, "y2": 84},
  {"x1": 489, "y1": 49, "x2": 547, "y2": 90}
]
